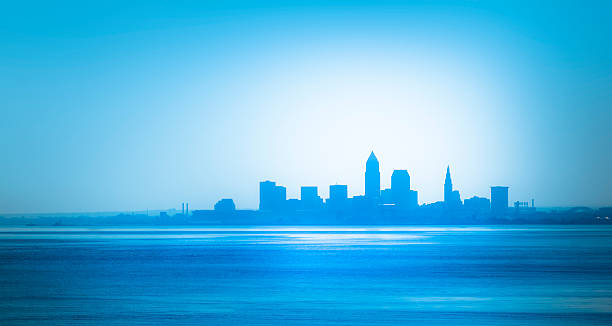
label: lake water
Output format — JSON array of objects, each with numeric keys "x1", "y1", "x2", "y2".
[{"x1": 1, "y1": 226, "x2": 612, "y2": 325}]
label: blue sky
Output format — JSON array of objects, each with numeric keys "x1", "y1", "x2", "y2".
[{"x1": 1, "y1": 1, "x2": 611, "y2": 213}]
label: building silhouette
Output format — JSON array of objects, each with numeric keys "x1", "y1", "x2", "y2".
[
  {"x1": 328, "y1": 184, "x2": 348, "y2": 211},
  {"x1": 444, "y1": 166, "x2": 462, "y2": 208},
  {"x1": 329, "y1": 185, "x2": 348, "y2": 201},
  {"x1": 365, "y1": 151, "x2": 381, "y2": 200},
  {"x1": 408, "y1": 191, "x2": 418, "y2": 208},
  {"x1": 444, "y1": 166, "x2": 453, "y2": 203},
  {"x1": 260, "y1": 181, "x2": 286, "y2": 211},
  {"x1": 214, "y1": 198, "x2": 236, "y2": 212},
  {"x1": 301, "y1": 186, "x2": 317, "y2": 201},
  {"x1": 250, "y1": 152, "x2": 533, "y2": 224},
  {"x1": 464, "y1": 196, "x2": 490, "y2": 213},
  {"x1": 381, "y1": 188, "x2": 393, "y2": 204},
  {"x1": 259, "y1": 181, "x2": 276, "y2": 211},
  {"x1": 273, "y1": 185, "x2": 286, "y2": 210},
  {"x1": 301, "y1": 186, "x2": 322, "y2": 210},
  {"x1": 491, "y1": 186, "x2": 509, "y2": 217},
  {"x1": 391, "y1": 170, "x2": 410, "y2": 206}
]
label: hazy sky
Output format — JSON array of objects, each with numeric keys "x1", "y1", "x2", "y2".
[{"x1": 1, "y1": 1, "x2": 611, "y2": 213}]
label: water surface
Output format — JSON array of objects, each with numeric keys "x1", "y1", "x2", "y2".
[{"x1": 1, "y1": 226, "x2": 611, "y2": 325}]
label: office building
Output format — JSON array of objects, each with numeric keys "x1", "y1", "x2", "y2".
[
  {"x1": 391, "y1": 169, "x2": 410, "y2": 206},
  {"x1": 260, "y1": 180, "x2": 286, "y2": 211},
  {"x1": 365, "y1": 151, "x2": 381, "y2": 200},
  {"x1": 329, "y1": 185, "x2": 348, "y2": 201},
  {"x1": 301, "y1": 186, "x2": 322, "y2": 210},
  {"x1": 491, "y1": 186, "x2": 509, "y2": 217},
  {"x1": 259, "y1": 181, "x2": 276, "y2": 211}
]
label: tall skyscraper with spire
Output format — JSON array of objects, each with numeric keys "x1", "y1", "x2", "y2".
[
  {"x1": 365, "y1": 151, "x2": 380, "y2": 200},
  {"x1": 444, "y1": 166, "x2": 462, "y2": 208},
  {"x1": 444, "y1": 166, "x2": 453, "y2": 203}
]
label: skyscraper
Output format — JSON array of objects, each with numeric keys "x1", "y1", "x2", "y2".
[
  {"x1": 365, "y1": 151, "x2": 380, "y2": 200},
  {"x1": 300, "y1": 186, "x2": 322, "y2": 210},
  {"x1": 329, "y1": 185, "x2": 348, "y2": 201},
  {"x1": 273, "y1": 185, "x2": 286, "y2": 210},
  {"x1": 260, "y1": 181, "x2": 286, "y2": 211},
  {"x1": 491, "y1": 186, "x2": 509, "y2": 217},
  {"x1": 259, "y1": 181, "x2": 276, "y2": 211},
  {"x1": 444, "y1": 166, "x2": 453, "y2": 204},
  {"x1": 300, "y1": 186, "x2": 318, "y2": 201},
  {"x1": 444, "y1": 166, "x2": 462, "y2": 208},
  {"x1": 391, "y1": 169, "x2": 410, "y2": 205},
  {"x1": 328, "y1": 184, "x2": 348, "y2": 211}
]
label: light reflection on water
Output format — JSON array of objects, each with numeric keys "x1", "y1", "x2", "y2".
[
  {"x1": 0, "y1": 226, "x2": 523, "y2": 233},
  {"x1": 0, "y1": 225, "x2": 607, "y2": 245},
  {"x1": 1, "y1": 226, "x2": 612, "y2": 325}
]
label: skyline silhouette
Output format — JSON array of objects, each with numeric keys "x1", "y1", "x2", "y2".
[
  {"x1": 0, "y1": 144, "x2": 609, "y2": 217},
  {"x1": 1, "y1": 148, "x2": 609, "y2": 216},
  {"x1": 2, "y1": 1, "x2": 611, "y2": 214},
  {"x1": 2, "y1": 3, "x2": 612, "y2": 326},
  {"x1": 253, "y1": 151, "x2": 516, "y2": 219}
]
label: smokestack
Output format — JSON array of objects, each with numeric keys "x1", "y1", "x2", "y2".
[
  {"x1": 182, "y1": 203, "x2": 185, "y2": 215},
  {"x1": 186, "y1": 203, "x2": 189, "y2": 216}
]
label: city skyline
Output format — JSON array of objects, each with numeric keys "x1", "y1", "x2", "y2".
[
  {"x1": 0, "y1": 147, "x2": 608, "y2": 215},
  {"x1": 2, "y1": 3, "x2": 612, "y2": 325},
  {"x1": 0, "y1": 147, "x2": 607, "y2": 215},
  {"x1": 255, "y1": 151, "x2": 511, "y2": 214},
  {"x1": 2, "y1": 1, "x2": 612, "y2": 214}
]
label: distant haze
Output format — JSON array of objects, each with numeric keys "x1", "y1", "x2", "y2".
[{"x1": 1, "y1": 1, "x2": 611, "y2": 214}]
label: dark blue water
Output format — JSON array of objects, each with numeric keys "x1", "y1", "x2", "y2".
[{"x1": 1, "y1": 226, "x2": 612, "y2": 325}]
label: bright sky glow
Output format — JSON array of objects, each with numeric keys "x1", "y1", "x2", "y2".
[{"x1": 1, "y1": 1, "x2": 611, "y2": 213}]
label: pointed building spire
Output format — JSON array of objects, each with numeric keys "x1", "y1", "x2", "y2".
[
  {"x1": 367, "y1": 151, "x2": 378, "y2": 163},
  {"x1": 365, "y1": 151, "x2": 380, "y2": 199},
  {"x1": 444, "y1": 165, "x2": 453, "y2": 203},
  {"x1": 366, "y1": 151, "x2": 379, "y2": 170}
]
